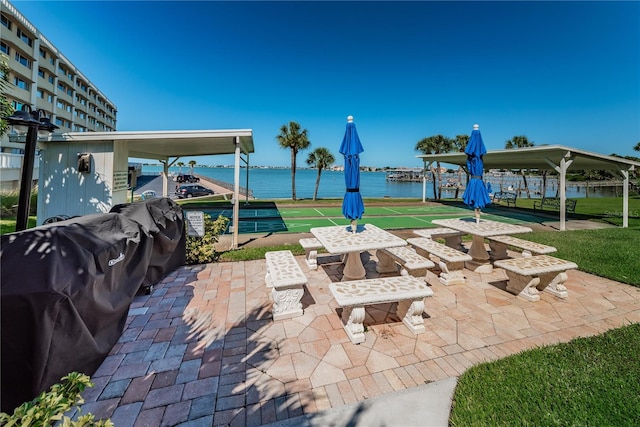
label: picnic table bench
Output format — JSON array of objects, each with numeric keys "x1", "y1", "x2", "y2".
[
  {"x1": 407, "y1": 237, "x2": 472, "y2": 286},
  {"x1": 494, "y1": 254, "x2": 578, "y2": 302},
  {"x1": 533, "y1": 197, "x2": 577, "y2": 213},
  {"x1": 492, "y1": 191, "x2": 517, "y2": 207},
  {"x1": 412, "y1": 227, "x2": 466, "y2": 251},
  {"x1": 265, "y1": 250, "x2": 307, "y2": 320},
  {"x1": 329, "y1": 275, "x2": 433, "y2": 344},
  {"x1": 299, "y1": 237, "x2": 323, "y2": 270},
  {"x1": 487, "y1": 235, "x2": 557, "y2": 260},
  {"x1": 376, "y1": 245, "x2": 435, "y2": 279}
]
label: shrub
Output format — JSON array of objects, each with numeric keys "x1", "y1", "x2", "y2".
[
  {"x1": 185, "y1": 214, "x2": 229, "y2": 265},
  {"x1": 0, "y1": 372, "x2": 112, "y2": 426}
]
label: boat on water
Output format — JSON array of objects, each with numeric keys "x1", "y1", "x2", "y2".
[{"x1": 385, "y1": 168, "x2": 425, "y2": 182}]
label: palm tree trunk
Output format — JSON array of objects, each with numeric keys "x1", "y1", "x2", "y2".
[
  {"x1": 291, "y1": 150, "x2": 297, "y2": 200},
  {"x1": 431, "y1": 168, "x2": 438, "y2": 200},
  {"x1": 436, "y1": 162, "x2": 443, "y2": 200},
  {"x1": 521, "y1": 170, "x2": 530, "y2": 198},
  {"x1": 313, "y1": 169, "x2": 322, "y2": 201}
]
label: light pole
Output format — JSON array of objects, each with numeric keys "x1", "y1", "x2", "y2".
[{"x1": 4, "y1": 105, "x2": 58, "y2": 231}]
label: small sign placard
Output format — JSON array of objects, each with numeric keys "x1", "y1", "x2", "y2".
[
  {"x1": 113, "y1": 171, "x2": 129, "y2": 191},
  {"x1": 185, "y1": 211, "x2": 205, "y2": 237}
]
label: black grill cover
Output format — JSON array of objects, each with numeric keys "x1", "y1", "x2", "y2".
[
  {"x1": 0, "y1": 199, "x2": 184, "y2": 412},
  {"x1": 109, "y1": 197, "x2": 186, "y2": 287}
]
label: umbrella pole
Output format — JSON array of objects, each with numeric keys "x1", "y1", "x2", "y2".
[
  {"x1": 351, "y1": 219, "x2": 357, "y2": 234},
  {"x1": 475, "y1": 208, "x2": 481, "y2": 224}
]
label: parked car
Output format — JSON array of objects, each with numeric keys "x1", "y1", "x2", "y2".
[
  {"x1": 176, "y1": 174, "x2": 200, "y2": 183},
  {"x1": 175, "y1": 184, "x2": 214, "y2": 198}
]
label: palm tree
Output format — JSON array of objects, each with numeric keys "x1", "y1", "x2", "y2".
[
  {"x1": 306, "y1": 147, "x2": 335, "y2": 201},
  {"x1": 505, "y1": 136, "x2": 535, "y2": 198},
  {"x1": 188, "y1": 160, "x2": 196, "y2": 175},
  {"x1": 634, "y1": 142, "x2": 640, "y2": 152},
  {"x1": 276, "y1": 121, "x2": 311, "y2": 200},
  {"x1": 176, "y1": 161, "x2": 185, "y2": 174},
  {"x1": 415, "y1": 135, "x2": 454, "y2": 200}
]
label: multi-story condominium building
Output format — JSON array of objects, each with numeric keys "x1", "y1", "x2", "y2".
[{"x1": 1, "y1": 0, "x2": 117, "y2": 189}]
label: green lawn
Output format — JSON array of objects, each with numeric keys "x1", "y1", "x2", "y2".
[{"x1": 450, "y1": 323, "x2": 640, "y2": 426}]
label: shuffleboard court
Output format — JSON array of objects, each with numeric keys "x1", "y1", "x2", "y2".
[{"x1": 183, "y1": 201, "x2": 547, "y2": 235}]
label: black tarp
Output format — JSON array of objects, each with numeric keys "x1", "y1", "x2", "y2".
[
  {"x1": 110, "y1": 197, "x2": 185, "y2": 290},
  {"x1": 0, "y1": 199, "x2": 185, "y2": 412}
]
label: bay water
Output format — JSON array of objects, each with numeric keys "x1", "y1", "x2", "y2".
[{"x1": 142, "y1": 165, "x2": 620, "y2": 200}]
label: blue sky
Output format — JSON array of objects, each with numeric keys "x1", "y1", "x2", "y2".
[{"x1": 13, "y1": 1, "x2": 640, "y2": 168}]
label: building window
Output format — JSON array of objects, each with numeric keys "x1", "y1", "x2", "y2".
[
  {"x1": 47, "y1": 94, "x2": 53, "y2": 103},
  {"x1": 56, "y1": 100, "x2": 64, "y2": 109},
  {"x1": 39, "y1": 48, "x2": 47, "y2": 59},
  {"x1": 1, "y1": 13, "x2": 11, "y2": 30},
  {"x1": 0, "y1": 41, "x2": 8, "y2": 55},
  {"x1": 37, "y1": 89, "x2": 44, "y2": 99},
  {"x1": 48, "y1": 75, "x2": 54, "y2": 84},
  {"x1": 11, "y1": 101, "x2": 25, "y2": 110},
  {"x1": 67, "y1": 88, "x2": 73, "y2": 96},
  {"x1": 17, "y1": 29, "x2": 33, "y2": 47},
  {"x1": 38, "y1": 68, "x2": 45, "y2": 78},
  {"x1": 14, "y1": 77, "x2": 30, "y2": 91},
  {"x1": 15, "y1": 52, "x2": 32, "y2": 69},
  {"x1": 55, "y1": 117, "x2": 63, "y2": 126}
]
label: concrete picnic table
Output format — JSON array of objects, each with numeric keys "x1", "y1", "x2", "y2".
[
  {"x1": 310, "y1": 224, "x2": 407, "y2": 281},
  {"x1": 432, "y1": 218, "x2": 532, "y2": 273}
]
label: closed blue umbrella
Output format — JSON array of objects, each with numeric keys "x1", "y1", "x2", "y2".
[
  {"x1": 339, "y1": 116, "x2": 364, "y2": 232},
  {"x1": 462, "y1": 124, "x2": 492, "y2": 223}
]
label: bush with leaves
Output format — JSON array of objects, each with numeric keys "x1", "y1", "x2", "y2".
[
  {"x1": 0, "y1": 372, "x2": 112, "y2": 426},
  {"x1": 185, "y1": 213, "x2": 229, "y2": 265}
]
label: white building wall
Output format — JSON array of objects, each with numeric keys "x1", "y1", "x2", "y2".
[{"x1": 37, "y1": 140, "x2": 117, "y2": 223}]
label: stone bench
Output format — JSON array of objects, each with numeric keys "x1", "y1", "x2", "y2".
[
  {"x1": 407, "y1": 237, "x2": 472, "y2": 286},
  {"x1": 376, "y1": 245, "x2": 435, "y2": 279},
  {"x1": 265, "y1": 250, "x2": 307, "y2": 320},
  {"x1": 487, "y1": 235, "x2": 557, "y2": 260},
  {"x1": 413, "y1": 227, "x2": 466, "y2": 251},
  {"x1": 494, "y1": 255, "x2": 578, "y2": 302},
  {"x1": 299, "y1": 237, "x2": 323, "y2": 270},
  {"x1": 329, "y1": 275, "x2": 434, "y2": 344}
]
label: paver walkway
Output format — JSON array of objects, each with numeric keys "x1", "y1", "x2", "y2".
[{"x1": 79, "y1": 249, "x2": 640, "y2": 426}]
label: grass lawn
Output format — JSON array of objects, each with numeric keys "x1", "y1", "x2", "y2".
[{"x1": 450, "y1": 323, "x2": 640, "y2": 426}]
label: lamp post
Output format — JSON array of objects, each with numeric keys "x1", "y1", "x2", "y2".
[{"x1": 4, "y1": 106, "x2": 59, "y2": 231}]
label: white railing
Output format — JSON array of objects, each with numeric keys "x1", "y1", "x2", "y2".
[{"x1": 0, "y1": 153, "x2": 39, "y2": 169}]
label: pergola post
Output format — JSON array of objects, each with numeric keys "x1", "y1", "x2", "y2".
[
  {"x1": 619, "y1": 168, "x2": 630, "y2": 228},
  {"x1": 546, "y1": 154, "x2": 573, "y2": 231},
  {"x1": 232, "y1": 136, "x2": 241, "y2": 249}
]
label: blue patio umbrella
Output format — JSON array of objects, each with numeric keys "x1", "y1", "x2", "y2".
[
  {"x1": 462, "y1": 124, "x2": 492, "y2": 223},
  {"x1": 339, "y1": 116, "x2": 364, "y2": 232}
]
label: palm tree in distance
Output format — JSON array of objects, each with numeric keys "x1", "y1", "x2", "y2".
[
  {"x1": 306, "y1": 147, "x2": 335, "y2": 201},
  {"x1": 276, "y1": 121, "x2": 311, "y2": 200},
  {"x1": 634, "y1": 142, "x2": 640, "y2": 152},
  {"x1": 415, "y1": 135, "x2": 454, "y2": 200},
  {"x1": 505, "y1": 136, "x2": 535, "y2": 198},
  {"x1": 188, "y1": 160, "x2": 196, "y2": 175},
  {"x1": 177, "y1": 161, "x2": 185, "y2": 174}
]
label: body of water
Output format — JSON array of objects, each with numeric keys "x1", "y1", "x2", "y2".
[{"x1": 142, "y1": 165, "x2": 622, "y2": 200}]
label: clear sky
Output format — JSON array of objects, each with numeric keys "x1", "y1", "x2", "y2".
[{"x1": 12, "y1": 1, "x2": 640, "y2": 168}]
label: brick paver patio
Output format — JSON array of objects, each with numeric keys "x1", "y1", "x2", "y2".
[{"x1": 79, "y1": 249, "x2": 640, "y2": 426}]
